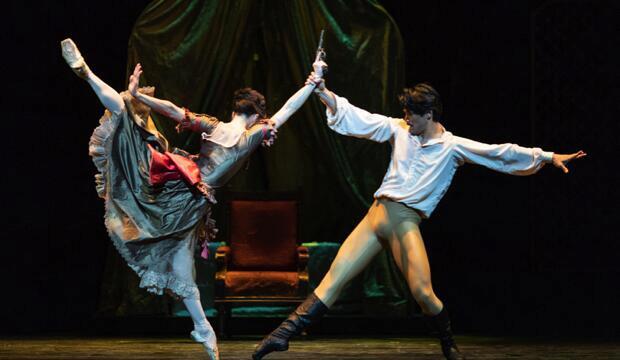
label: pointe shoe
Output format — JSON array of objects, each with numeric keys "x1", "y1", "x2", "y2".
[
  {"x1": 190, "y1": 330, "x2": 220, "y2": 360},
  {"x1": 61, "y1": 38, "x2": 90, "y2": 79},
  {"x1": 203, "y1": 344, "x2": 220, "y2": 360}
]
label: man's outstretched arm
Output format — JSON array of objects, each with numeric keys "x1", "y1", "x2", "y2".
[
  {"x1": 307, "y1": 74, "x2": 337, "y2": 115},
  {"x1": 453, "y1": 136, "x2": 586, "y2": 175},
  {"x1": 306, "y1": 73, "x2": 399, "y2": 143}
]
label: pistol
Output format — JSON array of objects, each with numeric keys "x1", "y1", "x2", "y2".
[{"x1": 315, "y1": 29, "x2": 328, "y2": 75}]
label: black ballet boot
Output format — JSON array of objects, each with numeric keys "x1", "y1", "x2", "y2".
[
  {"x1": 424, "y1": 307, "x2": 466, "y2": 360},
  {"x1": 252, "y1": 292, "x2": 328, "y2": 360}
]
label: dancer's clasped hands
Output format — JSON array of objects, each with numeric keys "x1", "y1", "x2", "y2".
[{"x1": 307, "y1": 59, "x2": 327, "y2": 92}]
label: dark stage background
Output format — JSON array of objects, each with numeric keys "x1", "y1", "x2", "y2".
[{"x1": 2, "y1": 0, "x2": 618, "y2": 337}]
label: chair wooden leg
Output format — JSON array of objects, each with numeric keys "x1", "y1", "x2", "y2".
[
  {"x1": 225, "y1": 303, "x2": 232, "y2": 338},
  {"x1": 217, "y1": 303, "x2": 227, "y2": 339}
]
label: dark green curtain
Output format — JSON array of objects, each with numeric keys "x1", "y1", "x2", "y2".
[{"x1": 99, "y1": 0, "x2": 414, "y2": 317}]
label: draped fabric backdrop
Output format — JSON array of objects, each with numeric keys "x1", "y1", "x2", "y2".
[{"x1": 98, "y1": 0, "x2": 413, "y2": 316}]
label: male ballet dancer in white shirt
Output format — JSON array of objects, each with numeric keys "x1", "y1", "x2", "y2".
[{"x1": 253, "y1": 67, "x2": 586, "y2": 360}]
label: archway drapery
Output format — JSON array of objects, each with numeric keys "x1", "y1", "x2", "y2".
[{"x1": 99, "y1": 0, "x2": 413, "y2": 316}]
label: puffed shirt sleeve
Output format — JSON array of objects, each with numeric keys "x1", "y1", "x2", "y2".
[
  {"x1": 179, "y1": 109, "x2": 220, "y2": 134},
  {"x1": 453, "y1": 136, "x2": 554, "y2": 176},
  {"x1": 325, "y1": 95, "x2": 401, "y2": 143}
]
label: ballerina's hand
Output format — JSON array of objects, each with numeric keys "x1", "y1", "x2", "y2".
[
  {"x1": 263, "y1": 128, "x2": 277, "y2": 147},
  {"x1": 260, "y1": 120, "x2": 278, "y2": 147},
  {"x1": 128, "y1": 63, "x2": 143, "y2": 97},
  {"x1": 551, "y1": 150, "x2": 587, "y2": 173}
]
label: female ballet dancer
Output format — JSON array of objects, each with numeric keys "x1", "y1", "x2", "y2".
[{"x1": 62, "y1": 38, "x2": 326, "y2": 359}]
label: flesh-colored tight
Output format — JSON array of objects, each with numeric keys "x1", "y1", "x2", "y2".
[{"x1": 314, "y1": 198, "x2": 444, "y2": 315}]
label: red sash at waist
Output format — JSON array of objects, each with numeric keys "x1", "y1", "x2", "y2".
[{"x1": 148, "y1": 144, "x2": 201, "y2": 186}]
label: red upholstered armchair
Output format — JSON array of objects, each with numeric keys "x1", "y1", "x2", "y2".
[{"x1": 214, "y1": 193, "x2": 309, "y2": 336}]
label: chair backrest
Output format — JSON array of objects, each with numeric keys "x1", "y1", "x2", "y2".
[{"x1": 227, "y1": 197, "x2": 299, "y2": 271}]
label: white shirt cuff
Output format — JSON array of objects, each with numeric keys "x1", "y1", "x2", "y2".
[{"x1": 541, "y1": 151, "x2": 554, "y2": 163}]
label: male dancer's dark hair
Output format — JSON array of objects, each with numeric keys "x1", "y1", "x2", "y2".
[{"x1": 399, "y1": 83, "x2": 443, "y2": 121}]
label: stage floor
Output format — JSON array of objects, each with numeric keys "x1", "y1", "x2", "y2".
[{"x1": 1, "y1": 337, "x2": 619, "y2": 359}]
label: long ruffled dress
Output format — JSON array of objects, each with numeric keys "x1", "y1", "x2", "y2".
[{"x1": 89, "y1": 91, "x2": 272, "y2": 299}]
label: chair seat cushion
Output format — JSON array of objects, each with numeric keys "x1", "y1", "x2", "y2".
[{"x1": 224, "y1": 271, "x2": 299, "y2": 297}]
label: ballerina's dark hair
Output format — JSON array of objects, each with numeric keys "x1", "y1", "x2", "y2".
[
  {"x1": 398, "y1": 83, "x2": 443, "y2": 122},
  {"x1": 232, "y1": 88, "x2": 267, "y2": 119}
]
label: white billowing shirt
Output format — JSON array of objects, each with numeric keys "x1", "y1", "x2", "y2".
[{"x1": 326, "y1": 95, "x2": 553, "y2": 218}]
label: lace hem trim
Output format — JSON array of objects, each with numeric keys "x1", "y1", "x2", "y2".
[{"x1": 139, "y1": 269, "x2": 200, "y2": 299}]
